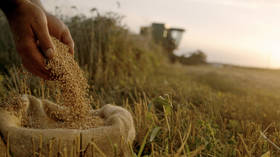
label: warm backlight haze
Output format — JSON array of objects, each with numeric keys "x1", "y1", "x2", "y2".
[{"x1": 44, "y1": 0, "x2": 280, "y2": 68}]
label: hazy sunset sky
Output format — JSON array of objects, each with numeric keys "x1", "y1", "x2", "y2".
[{"x1": 44, "y1": 0, "x2": 280, "y2": 68}]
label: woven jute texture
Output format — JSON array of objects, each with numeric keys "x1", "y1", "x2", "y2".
[{"x1": 0, "y1": 95, "x2": 135, "y2": 157}]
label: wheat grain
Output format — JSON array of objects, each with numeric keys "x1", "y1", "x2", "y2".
[{"x1": 44, "y1": 37, "x2": 103, "y2": 129}]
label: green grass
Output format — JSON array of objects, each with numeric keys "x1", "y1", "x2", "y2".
[{"x1": 1, "y1": 12, "x2": 280, "y2": 156}]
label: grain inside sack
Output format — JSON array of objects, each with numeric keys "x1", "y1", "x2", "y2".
[{"x1": 1, "y1": 37, "x2": 104, "y2": 129}]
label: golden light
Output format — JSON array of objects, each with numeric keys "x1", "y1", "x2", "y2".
[{"x1": 259, "y1": 40, "x2": 280, "y2": 68}]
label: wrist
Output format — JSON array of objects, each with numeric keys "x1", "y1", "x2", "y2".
[{"x1": 1, "y1": 0, "x2": 28, "y2": 17}]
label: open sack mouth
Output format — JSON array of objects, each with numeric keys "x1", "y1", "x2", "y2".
[{"x1": 0, "y1": 95, "x2": 136, "y2": 157}]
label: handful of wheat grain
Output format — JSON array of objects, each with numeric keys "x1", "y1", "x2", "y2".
[{"x1": 44, "y1": 37, "x2": 103, "y2": 129}]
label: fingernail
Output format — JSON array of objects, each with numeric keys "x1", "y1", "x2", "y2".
[{"x1": 45, "y1": 48, "x2": 54, "y2": 59}]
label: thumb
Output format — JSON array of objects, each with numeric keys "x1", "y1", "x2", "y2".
[{"x1": 33, "y1": 17, "x2": 55, "y2": 59}]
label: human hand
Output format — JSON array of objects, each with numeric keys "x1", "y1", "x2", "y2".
[
  {"x1": 6, "y1": 1, "x2": 53, "y2": 79},
  {"x1": 45, "y1": 13, "x2": 74, "y2": 55},
  {"x1": 5, "y1": 1, "x2": 74, "y2": 80}
]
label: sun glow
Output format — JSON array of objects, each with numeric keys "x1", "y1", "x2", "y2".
[{"x1": 259, "y1": 41, "x2": 280, "y2": 68}]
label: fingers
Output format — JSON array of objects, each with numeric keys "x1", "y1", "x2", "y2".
[
  {"x1": 17, "y1": 37, "x2": 51, "y2": 80},
  {"x1": 61, "y1": 29, "x2": 75, "y2": 55},
  {"x1": 8, "y1": 2, "x2": 53, "y2": 80},
  {"x1": 22, "y1": 59, "x2": 50, "y2": 80},
  {"x1": 44, "y1": 13, "x2": 74, "y2": 55},
  {"x1": 32, "y1": 14, "x2": 55, "y2": 59}
]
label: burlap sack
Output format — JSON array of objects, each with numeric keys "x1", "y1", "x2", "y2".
[
  {"x1": 0, "y1": 95, "x2": 135, "y2": 157},
  {"x1": 0, "y1": 137, "x2": 5, "y2": 157}
]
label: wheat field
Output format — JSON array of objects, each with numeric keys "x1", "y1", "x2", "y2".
[{"x1": 1, "y1": 12, "x2": 280, "y2": 157}]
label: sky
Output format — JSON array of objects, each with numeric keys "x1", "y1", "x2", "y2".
[{"x1": 44, "y1": 0, "x2": 280, "y2": 68}]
